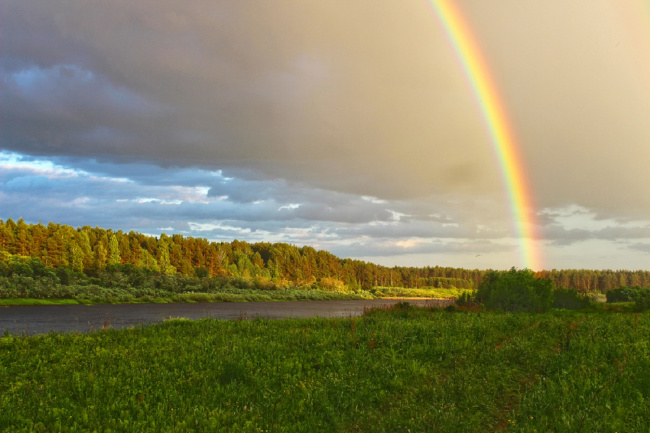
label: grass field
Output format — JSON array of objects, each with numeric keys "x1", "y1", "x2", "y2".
[{"x1": 1, "y1": 306, "x2": 648, "y2": 432}]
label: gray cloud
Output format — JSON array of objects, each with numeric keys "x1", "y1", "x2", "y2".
[
  {"x1": 0, "y1": 0, "x2": 501, "y2": 200},
  {"x1": 628, "y1": 243, "x2": 650, "y2": 254},
  {"x1": 333, "y1": 238, "x2": 512, "y2": 260},
  {"x1": 4, "y1": 152, "x2": 650, "y2": 270},
  {"x1": 3, "y1": 1, "x2": 650, "y2": 270}
]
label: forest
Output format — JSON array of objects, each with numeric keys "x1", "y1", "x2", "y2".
[{"x1": 1, "y1": 217, "x2": 649, "y2": 294}]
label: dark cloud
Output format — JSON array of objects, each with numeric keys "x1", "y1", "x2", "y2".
[
  {"x1": 3, "y1": 1, "x2": 650, "y2": 270},
  {"x1": 0, "y1": 0, "x2": 501, "y2": 200}
]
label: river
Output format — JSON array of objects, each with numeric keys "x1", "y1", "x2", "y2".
[{"x1": 0, "y1": 298, "x2": 454, "y2": 336}]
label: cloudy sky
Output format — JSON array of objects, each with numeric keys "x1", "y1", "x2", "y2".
[{"x1": 2, "y1": 0, "x2": 650, "y2": 271}]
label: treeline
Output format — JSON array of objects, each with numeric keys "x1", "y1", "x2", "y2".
[
  {"x1": 0, "y1": 218, "x2": 477, "y2": 291},
  {"x1": 535, "y1": 268, "x2": 650, "y2": 293},
  {"x1": 1, "y1": 218, "x2": 649, "y2": 292}
]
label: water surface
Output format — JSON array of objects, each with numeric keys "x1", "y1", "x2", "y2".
[{"x1": 0, "y1": 298, "x2": 453, "y2": 335}]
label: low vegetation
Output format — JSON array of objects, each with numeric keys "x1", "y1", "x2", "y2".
[
  {"x1": 606, "y1": 286, "x2": 650, "y2": 310},
  {"x1": 1, "y1": 306, "x2": 648, "y2": 432},
  {"x1": 459, "y1": 268, "x2": 650, "y2": 313},
  {"x1": 0, "y1": 254, "x2": 465, "y2": 305},
  {"x1": 475, "y1": 268, "x2": 554, "y2": 313},
  {"x1": 372, "y1": 286, "x2": 469, "y2": 299}
]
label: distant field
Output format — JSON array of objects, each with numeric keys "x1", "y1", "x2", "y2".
[{"x1": 1, "y1": 306, "x2": 647, "y2": 432}]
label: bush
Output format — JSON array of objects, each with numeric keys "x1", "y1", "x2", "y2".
[
  {"x1": 634, "y1": 290, "x2": 650, "y2": 312},
  {"x1": 476, "y1": 268, "x2": 554, "y2": 313},
  {"x1": 317, "y1": 277, "x2": 348, "y2": 292},
  {"x1": 606, "y1": 286, "x2": 645, "y2": 303},
  {"x1": 456, "y1": 291, "x2": 476, "y2": 307},
  {"x1": 395, "y1": 301, "x2": 414, "y2": 310},
  {"x1": 553, "y1": 288, "x2": 592, "y2": 310}
]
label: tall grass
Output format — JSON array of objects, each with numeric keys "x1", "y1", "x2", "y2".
[{"x1": 1, "y1": 308, "x2": 647, "y2": 431}]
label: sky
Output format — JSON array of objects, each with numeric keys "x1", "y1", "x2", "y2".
[{"x1": 2, "y1": 0, "x2": 650, "y2": 271}]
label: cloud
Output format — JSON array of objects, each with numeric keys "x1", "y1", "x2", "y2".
[
  {"x1": 2, "y1": 1, "x2": 650, "y2": 270},
  {"x1": 0, "y1": 0, "x2": 502, "y2": 201},
  {"x1": 628, "y1": 243, "x2": 650, "y2": 254},
  {"x1": 0, "y1": 152, "x2": 490, "y2": 242}
]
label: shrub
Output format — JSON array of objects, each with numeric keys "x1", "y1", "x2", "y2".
[
  {"x1": 194, "y1": 266, "x2": 210, "y2": 278},
  {"x1": 317, "y1": 277, "x2": 348, "y2": 292},
  {"x1": 456, "y1": 291, "x2": 476, "y2": 307},
  {"x1": 606, "y1": 286, "x2": 645, "y2": 303},
  {"x1": 553, "y1": 288, "x2": 592, "y2": 310},
  {"x1": 395, "y1": 301, "x2": 414, "y2": 310},
  {"x1": 634, "y1": 290, "x2": 650, "y2": 312},
  {"x1": 476, "y1": 268, "x2": 554, "y2": 313}
]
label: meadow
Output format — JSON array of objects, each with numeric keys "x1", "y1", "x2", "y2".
[{"x1": 1, "y1": 305, "x2": 648, "y2": 432}]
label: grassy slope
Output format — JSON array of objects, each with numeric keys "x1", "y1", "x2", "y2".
[
  {"x1": 0, "y1": 290, "x2": 376, "y2": 306},
  {"x1": 0, "y1": 298, "x2": 84, "y2": 306},
  {"x1": 1, "y1": 308, "x2": 648, "y2": 432}
]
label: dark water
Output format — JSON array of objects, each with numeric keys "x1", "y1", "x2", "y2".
[{"x1": 0, "y1": 298, "x2": 453, "y2": 336}]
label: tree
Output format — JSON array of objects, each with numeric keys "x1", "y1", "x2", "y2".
[
  {"x1": 67, "y1": 240, "x2": 84, "y2": 272},
  {"x1": 140, "y1": 249, "x2": 160, "y2": 273},
  {"x1": 93, "y1": 242, "x2": 108, "y2": 271},
  {"x1": 156, "y1": 238, "x2": 176, "y2": 275},
  {"x1": 476, "y1": 268, "x2": 554, "y2": 313},
  {"x1": 108, "y1": 235, "x2": 121, "y2": 266}
]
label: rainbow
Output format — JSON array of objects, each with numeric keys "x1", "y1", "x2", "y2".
[{"x1": 428, "y1": 0, "x2": 543, "y2": 270}]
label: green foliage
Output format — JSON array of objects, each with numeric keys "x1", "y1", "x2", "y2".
[
  {"x1": 606, "y1": 286, "x2": 648, "y2": 303},
  {"x1": 194, "y1": 266, "x2": 210, "y2": 278},
  {"x1": 552, "y1": 288, "x2": 593, "y2": 310},
  {"x1": 455, "y1": 290, "x2": 476, "y2": 307},
  {"x1": 476, "y1": 267, "x2": 554, "y2": 313},
  {"x1": 634, "y1": 290, "x2": 650, "y2": 311},
  {"x1": 394, "y1": 301, "x2": 414, "y2": 310},
  {"x1": 0, "y1": 270, "x2": 375, "y2": 304},
  {"x1": 373, "y1": 286, "x2": 469, "y2": 299},
  {"x1": 3, "y1": 219, "x2": 650, "y2": 298},
  {"x1": 1, "y1": 310, "x2": 648, "y2": 431}
]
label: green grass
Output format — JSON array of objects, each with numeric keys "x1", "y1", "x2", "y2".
[
  {"x1": 588, "y1": 301, "x2": 637, "y2": 313},
  {"x1": 1, "y1": 307, "x2": 648, "y2": 432},
  {"x1": 0, "y1": 298, "x2": 83, "y2": 306}
]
